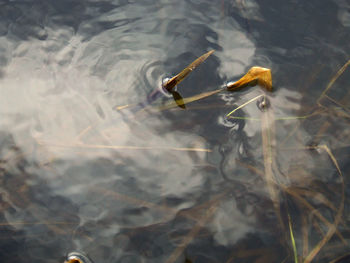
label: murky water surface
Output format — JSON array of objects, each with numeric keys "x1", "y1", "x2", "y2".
[{"x1": 1, "y1": 1, "x2": 350, "y2": 262}]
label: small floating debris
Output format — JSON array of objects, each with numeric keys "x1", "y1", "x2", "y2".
[
  {"x1": 114, "y1": 50, "x2": 214, "y2": 111},
  {"x1": 157, "y1": 66, "x2": 273, "y2": 111},
  {"x1": 116, "y1": 63, "x2": 271, "y2": 112},
  {"x1": 226, "y1": 66, "x2": 272, "y2": 91},
  {"x1": 161, "y1": 50, "x2": 215, "y2": 109},
  {"x1": 162, "y1": 50, "x2": 215, "y2": 93},
  {"x1": 64, "y1": 251, "x2": 93, "y2": 263}
]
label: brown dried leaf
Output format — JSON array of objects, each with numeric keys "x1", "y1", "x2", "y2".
[{"x1": 227, "y1": 66, "x2": 272, "y2": 91}]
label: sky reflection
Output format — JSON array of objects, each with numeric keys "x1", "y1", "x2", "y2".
[{"x1": 0, "y1": 0, "x2": 349, "y2": 262}]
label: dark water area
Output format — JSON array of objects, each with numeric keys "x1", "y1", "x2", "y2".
[{"x1": 1, "y1": 0, "x2": 350, "y2": 262}]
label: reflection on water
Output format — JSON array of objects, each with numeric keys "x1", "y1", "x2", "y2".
[{"x1": 0, "y1": 0, "x2": 350, "y2": 262}]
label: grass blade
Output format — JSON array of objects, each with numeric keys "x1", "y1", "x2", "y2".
[
  {"x1": 288, "y1": 213, "x2": 299, "y2": 263},
  {"x1": 164, "y1": 50, "x2": 215, "y2": 92}
]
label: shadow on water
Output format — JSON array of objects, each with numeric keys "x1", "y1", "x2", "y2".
[{"x1": 0, "y1": 0, "x2": 350, "y2": 262}]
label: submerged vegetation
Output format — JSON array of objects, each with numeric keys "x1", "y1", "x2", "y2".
[
  {"x1": 169, "y1": 56, "x2": 348, "y2": 263},
  {"x1": 1, "y1": 47, "x2": 349, "y2": 263},
  {"x1": 60, "y1": 53, "x2": 349, "y2": 262}
]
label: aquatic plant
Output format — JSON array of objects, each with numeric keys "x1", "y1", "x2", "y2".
[{"x1": 2, "y1": 49, "x2": 348, "y2": 263}]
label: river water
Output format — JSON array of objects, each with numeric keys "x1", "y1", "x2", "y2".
[{"x1": 0, "y1": 0, "x2": 349, "y2": 262}]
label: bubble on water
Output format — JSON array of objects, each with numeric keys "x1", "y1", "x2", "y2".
[{"x1": 256, "y1": 96, "x2": 270, "y2": 111}]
